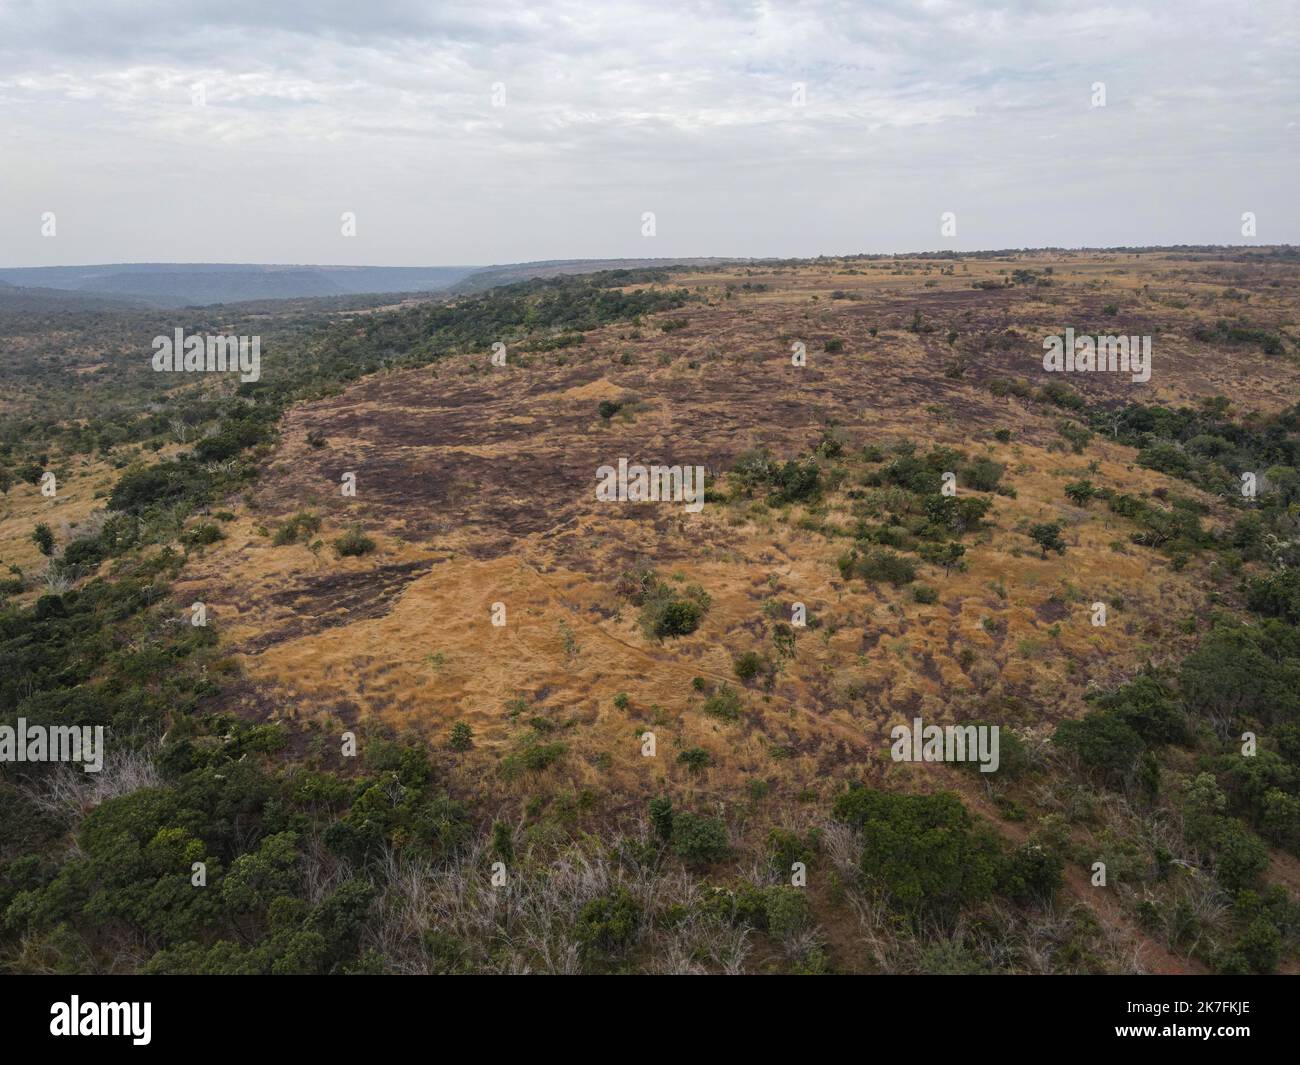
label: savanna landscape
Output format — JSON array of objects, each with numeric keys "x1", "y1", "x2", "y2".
[{"x1": 4, "y1": 248, "x2": 1300, "y2": 977}]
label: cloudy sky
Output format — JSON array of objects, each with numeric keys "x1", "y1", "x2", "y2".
[{"x1": 1, "y1": 0, "x2": 1296, "y2": 266}]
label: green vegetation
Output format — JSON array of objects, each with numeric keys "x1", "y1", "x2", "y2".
[{"x1": 617, "y1": 565, "x2": 711, "y2": 639}]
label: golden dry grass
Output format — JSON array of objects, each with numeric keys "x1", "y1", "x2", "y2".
[{"x1": 176, "y1": 252, "x2": 1299, "y2": 813}]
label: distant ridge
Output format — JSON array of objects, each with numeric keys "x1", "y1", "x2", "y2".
[{"x1": 0, "y1": 263, "x2": 480, "y2": 308}]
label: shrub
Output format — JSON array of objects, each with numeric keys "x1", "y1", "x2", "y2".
[
  {"x1": 576, "y1": 888, "x2": 641, "y2": 957},
  {"x1": 32, "y1": 523, "x2": 54, "y2": 556},
  {"x1": 676, "y1": 747, "x2": 711, "y2": 773},
  {"x1": 1037, "y1": 381, "x2": 1085, "y2": 411},
  {"x1": 838, "y1": 546, "x2": 916, "y2": 585},
  {"x1": 62, "y1": 536, "x2": 104, "y2": 567},
  {"x1": 833, "y1": 787, "x2": 999, "y2": 916},
  {"x1": 645, "y1": 597, "x2": 703, "y2": 638},
  {"x1": 273, "y1": 511, "x2": 322, "y2": 546},
  {"x1": 1054, "y1": 710, "x2": 1144, "y2": 784},
  {"x1": 1089, "y1": 675, "x2": 1186, "y2": 746},
  {"x1": 996, "y1": 841, "x2": 1063, "y2": 903},
  {"x1": 181, "y1": 522, "x2": 225, "y2": 548},
  {"x1": 334, "y1": 527, "x2": 376, "y2": 557},
  {"x1": 733, "y1": 651, "x2": 763, "y2": 682},
  {"x1": 1234, "y1": 917, "x2": 1282, "y2": 974},
  {"x1": 769, "y1": 459, "x2": 822, "y2": 505},
  {"x1": 1245, "y1": 568, "x2": 1300, "y2": 624},
  {"x1": 960, "y1": 458, "x2": 1004, "y2": 492},
  {"x1": 670, "y1": 812, "x2": 729, "y2": 866},
  {"x1": 918, "y1": 540, "x2": 966, "y2": 575},
  {"x1": 703, "y1": 684, "x2": 743, "y2": 721},
  {"x1": 1064, "y1": 480, "x2": 1097, "y2": 506},
  {"x1": 625, "y1": 569, "x2": 711, "y2": 639},
  {"x1": 648, "y1": 796, "x2": 674, "y2": 841},
  {"x1": 763, "y1": 887, "x2": 811, "y2": 938},
  {"x1": 499, "y1": 741, "x2": 566, "y2": 780}
]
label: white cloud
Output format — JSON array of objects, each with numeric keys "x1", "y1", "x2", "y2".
[{"x1": 0, "y1": 0, "x2": 1296, "y2": 264}]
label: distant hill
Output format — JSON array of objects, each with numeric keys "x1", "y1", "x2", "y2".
[
  {"x1": 0, "y1": 281, "x2": 152, "y2": 314},
  {"x1": 0, "y1": 263, "x2": 480, "y2": 308},
  {"x1": 447, "y1": 257, "x2": 747, "y2": 294}
]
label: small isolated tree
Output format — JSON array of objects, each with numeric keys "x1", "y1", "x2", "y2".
[
  {"x1": 919, "y1": 540, "x2": 966, "y2": 576},
  {"x1": 448, "y1": 722, "x2": 474, "y2": 752},
  {"x1": 1028, "y1": 522, "x2": 1066, "y2": 558},
  {"x1": 1064, "y1": 480, "x2": 1097, "y2": 506},
  {"x1": 648, "y1": 795, "x2": 674, "y2": 841},
  {"x1": 32, "y1": 523, "x2": 54, "y2": 556},
  {"x1": 733, "y1": 651, "x2": 764, "y2": 682}
]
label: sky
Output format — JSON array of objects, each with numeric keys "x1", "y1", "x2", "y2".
[{"x1": 1, "y1": 0, "x2": 1296, "y2": 267}]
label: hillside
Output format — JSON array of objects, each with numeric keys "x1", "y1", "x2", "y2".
[{"x1": 3, "y1": 250, "x2": 1300, "y2": 975}]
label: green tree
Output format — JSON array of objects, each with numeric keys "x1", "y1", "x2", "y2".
[
  {"x1": 1028, "y1": 522, "x2": 1066, "y2": 558},
  {"x1": 1064, "y1": 480, "x2": 1097, "y2": 506},
  {"x1": 833, "y1": 787, "x2": 999, "y2": 917},
  {"x1": 32, "y1": 523, "x2": 54, "y2": 556}
]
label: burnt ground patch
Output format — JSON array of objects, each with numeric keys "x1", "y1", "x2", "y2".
[{"x1": 238, "y1": 559, "x2": 436, "y2": 653}]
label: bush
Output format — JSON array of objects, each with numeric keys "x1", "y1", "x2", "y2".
[
  {"x1": 334, "y1": 527, "x2": 376, "y2": 557},
  {"x1": 960, "y1": 458, "x2": 1004, "y2": 492},
  {"x1": 31, "y1": 523, "x2": 54, "y2": 556},
  {"x1": 1246, "y1": 568, "x2": 1300, "y2": 624},
  {"x1": 645, "y1": 597, "x2": 703, "y2": 638},
  {"x1": 1236, "y1": 917, "x2": 1282, "y2": 973},
  {"x1": 996, "y1": 841, "x2": 1063, "y2": 903},
  {"x1": 1064, "y1": 480, "x2": 1097, "y2": 506},
  {"x1": 576, "y1": 887, "x2": 641, "y2": 957},
  {"x1": 770, "y1": 459, "x2": 822, "y2": 505},
  {"x1": 918, "y1": 541, "x2": 966, "y2": 575},
  {"x1": 1089, "y1": 675, "x2": 1186, "y2": 746},
  {"x1": 273, "y1": 511, "x2": 322, "y2": 546},
  {"x1": 703, "y1": 684, "x2": 743, "y2": 721},
  {"x1": 648, "y1": 796, "x2": 674, "y2": 841},
  {"x1": 499, "y1": 741, "x2": 566, "y2": 780},
  {"x1": 733, "y1": 651, "x2": 763, "y2": 682},
  {"x1": 181, "y1": 522, "x2": 225, "y2": 548},
  {"x1": 833, "y1": 787, "x2": 999, "y2": 916},
  {"x1": 1054, "y1": 711, "x2": 1144, "y2": 784},
  {"x1": 838, "y1": 546, "x2": 916, "y2": 586},
  {"x1": 763, "y1": 887, "x2": 811, "y2": 937},
  {"x1": 676, "y1": 747, "x2": 711, "y2": 773},
  {"x1": 670, "y1": 812, "x2": 729, "y2": 867},
  {"x1": 912, "y1": 584, "x2": 938, "y2": 604}
]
